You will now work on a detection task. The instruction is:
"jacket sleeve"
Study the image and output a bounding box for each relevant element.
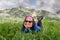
[21,26,29,33]
[24,29,29,33]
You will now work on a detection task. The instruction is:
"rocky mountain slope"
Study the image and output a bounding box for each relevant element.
[0,7,60,19]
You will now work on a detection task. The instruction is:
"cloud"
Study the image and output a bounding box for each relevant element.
[0,0,36,10]
[36,0,55,13]
[0,0,60,13]
[0,0,20,9]
[0,0,31,10]
[36,0,60,13]
[19,0,32,7]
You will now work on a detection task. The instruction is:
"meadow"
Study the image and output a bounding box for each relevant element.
[0,18,60,40]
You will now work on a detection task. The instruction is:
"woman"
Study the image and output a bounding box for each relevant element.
[22,16,43,33]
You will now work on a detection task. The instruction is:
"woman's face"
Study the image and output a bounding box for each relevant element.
[24,21,33,28]
[24,16,33,28]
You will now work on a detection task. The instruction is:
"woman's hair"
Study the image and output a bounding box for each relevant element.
[22,16,35,31]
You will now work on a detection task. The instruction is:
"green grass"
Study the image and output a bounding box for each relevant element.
[0,18,60,40]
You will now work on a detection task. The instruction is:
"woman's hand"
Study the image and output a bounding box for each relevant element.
[24,22,32,29]
[24,22,28,28]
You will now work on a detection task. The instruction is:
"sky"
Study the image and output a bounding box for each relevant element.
[28,0,36,5]
[0,0,60,13]
[0,0,36,9]
[0,0,19,9]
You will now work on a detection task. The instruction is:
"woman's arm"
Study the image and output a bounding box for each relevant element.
[21,26,29,33]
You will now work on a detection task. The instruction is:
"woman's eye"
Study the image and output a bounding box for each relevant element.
[25,24,26,25]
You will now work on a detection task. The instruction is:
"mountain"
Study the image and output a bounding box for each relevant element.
[0,7,60,19]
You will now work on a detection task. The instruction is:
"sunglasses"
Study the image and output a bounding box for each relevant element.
[25,20,33,23]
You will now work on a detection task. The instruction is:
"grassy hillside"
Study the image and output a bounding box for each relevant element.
[0,18,60,40]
